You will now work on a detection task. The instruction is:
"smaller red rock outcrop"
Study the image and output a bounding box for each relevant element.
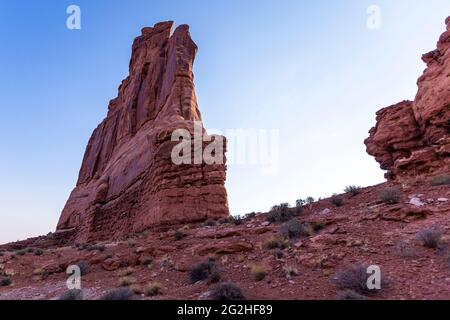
[365,17,450,181]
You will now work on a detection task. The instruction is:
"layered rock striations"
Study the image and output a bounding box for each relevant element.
[58,22,229,242]
[365,17,450,181]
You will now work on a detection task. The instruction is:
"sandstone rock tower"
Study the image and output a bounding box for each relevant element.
[58,22,229,242]
[365,17,450,182]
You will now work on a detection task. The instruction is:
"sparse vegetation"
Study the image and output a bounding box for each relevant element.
[430,175,450,186]
[344,185,362,196]
[100,288,134,300]
[34,248,44,256]
[203,219,217,227]
[416,228,443,249]
[273,249,284,260]
[0,277,12,287]
[218,217,231,225]
[332,264,384,294]
[336,290,367,300]
[306,197,315,205]
[58,289,83,300]
[296,199,305,208]
[76,261,90,276]
[283,265,299,278]
[145,282,163,297]
[174,230,185,241]
[266,203,297,223]
[266,236,289,250]
[379,187,401,204]
[119,276,137,287]
[232,216,243,226]
[189,259,220,284]
[15,249,27,256]
[210,282,245,300]
[280,220,314,239]
[119,267,134,277]
[250,264,268,282]
[330,194,344,207]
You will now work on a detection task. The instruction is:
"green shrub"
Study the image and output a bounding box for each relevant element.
[330,194,344,207]
[0,277,12,287]
[174,230,185,241]
[265,236,289,250]
[336,290,367,300]
[189,260,219,284]
[76,261,90,276]
[250,265,268,282]
[344,186,362,196]
[416,228,443,249]
[145,282,163,297]
[280,220,314,239]
[58,289,83,300]
[430,175,450,186]
[266,203,296,223]
[210,282,245,300]
[332,264,385,294]
[100,288,134,300]
[203,219,217,227]
[34,248,44,256]
[379,187,401,204]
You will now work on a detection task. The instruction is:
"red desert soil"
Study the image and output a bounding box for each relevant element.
[1,181,449,300]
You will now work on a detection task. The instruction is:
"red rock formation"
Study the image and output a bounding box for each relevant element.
[57,21,229,242]
[365,17,450,181]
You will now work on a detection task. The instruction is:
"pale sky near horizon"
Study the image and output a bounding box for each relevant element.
[0,0,449,244]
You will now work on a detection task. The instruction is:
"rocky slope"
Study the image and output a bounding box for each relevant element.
[1,18,449,300]
[58,21,229,243]
[365,17,450,182]
[0,182,449,300]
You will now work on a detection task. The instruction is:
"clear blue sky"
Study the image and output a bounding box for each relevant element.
[0,0,448,243]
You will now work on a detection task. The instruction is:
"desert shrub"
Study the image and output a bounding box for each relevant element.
[34,248,44,256]
[119,276,136,287]
[296,199,305,208]
[0,277,12,287]
[100,288,134,300]
[344,186,362,196]
[336,290,367,300]
[332,264,384,294]
[0,252,4,257]
[273,249,284,260]
[309,221,326,232]
[245,212,256,219]
[416,228,443,249]
[250,265,268,282]
[210,282,245,300]
[306,197,315,205]
[189,260,219,284]
[119,267,134,277]
[15,249,27,256]
[218,217,231,225]
[203,219,217,227]
[330,194,344,207]
[266,236,289,250]
[130,285,142,295]
[145,282,163,297]
[283,265,299,278]
[394,242,418,258]
[430,175,450,186]
[127,239,136,248]
[379,187,401,204]
[76,261,90,276]
[174,230,185,241]
[26,247,35,253]
[280,220,314,239]
[266,203,296,223]
[58,289,83,300]
[232,216,243,226]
